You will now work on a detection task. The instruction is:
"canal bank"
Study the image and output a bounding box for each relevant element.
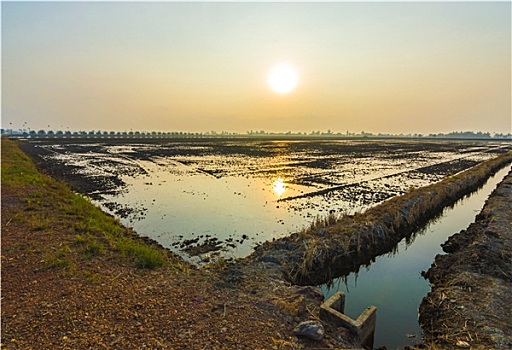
[419,169,512,349]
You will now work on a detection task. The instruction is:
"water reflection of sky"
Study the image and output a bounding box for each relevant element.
[102,160,313,262]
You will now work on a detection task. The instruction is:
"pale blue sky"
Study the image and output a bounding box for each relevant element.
[2,2,511,134]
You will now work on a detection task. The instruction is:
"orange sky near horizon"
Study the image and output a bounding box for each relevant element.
[2,2,511,135]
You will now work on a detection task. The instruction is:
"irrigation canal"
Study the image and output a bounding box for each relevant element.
[320,164,512,350]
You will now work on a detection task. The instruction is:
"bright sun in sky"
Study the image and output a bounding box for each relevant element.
[267,63,298,94]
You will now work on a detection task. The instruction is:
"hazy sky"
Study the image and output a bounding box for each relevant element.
[2,2,511,134]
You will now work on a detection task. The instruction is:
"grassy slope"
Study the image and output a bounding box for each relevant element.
[1,137,179,272]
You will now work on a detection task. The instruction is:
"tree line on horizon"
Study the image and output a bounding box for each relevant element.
[2,128,511,140]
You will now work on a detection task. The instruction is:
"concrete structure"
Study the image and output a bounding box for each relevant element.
[320,291,377,349]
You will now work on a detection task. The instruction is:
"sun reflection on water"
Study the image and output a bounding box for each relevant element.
[272,177,286,197]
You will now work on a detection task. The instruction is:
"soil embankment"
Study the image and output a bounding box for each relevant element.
[419,170,512,349]
[248,151,512,286]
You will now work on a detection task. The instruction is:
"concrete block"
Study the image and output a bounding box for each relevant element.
[320,291,376,349]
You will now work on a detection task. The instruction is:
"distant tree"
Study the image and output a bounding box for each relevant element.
[494,133,509,139]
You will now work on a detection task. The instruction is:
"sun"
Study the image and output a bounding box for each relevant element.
[267,63,298,94]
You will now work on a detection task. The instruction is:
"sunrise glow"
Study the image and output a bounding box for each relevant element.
[267,63,298,94]
[2,2,510,135]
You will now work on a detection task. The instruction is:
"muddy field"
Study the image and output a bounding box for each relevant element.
[20,138,511,262]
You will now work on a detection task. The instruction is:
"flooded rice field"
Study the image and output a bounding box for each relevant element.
[28,138,511,263]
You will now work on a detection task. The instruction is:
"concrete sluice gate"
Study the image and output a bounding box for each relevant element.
[320,291,377,349]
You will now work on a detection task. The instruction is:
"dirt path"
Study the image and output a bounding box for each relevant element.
[419,170,512,349]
